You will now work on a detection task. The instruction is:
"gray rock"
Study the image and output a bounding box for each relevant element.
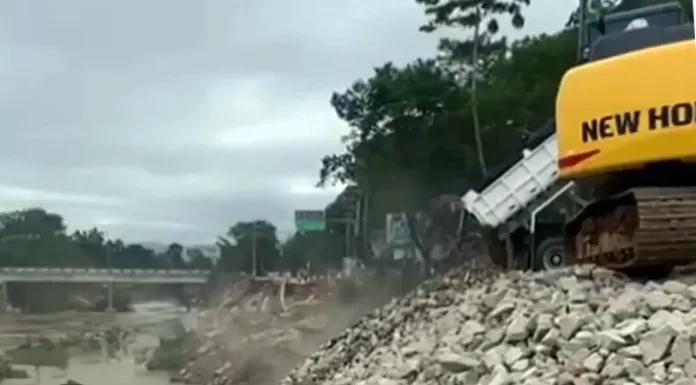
[503,346,526,366]
[684,359,696,377]
[639,326,677,364]
[505,314,530,342]
[624,357,648,378]
[557,313,583,340]
[463,320,486,335]
[597,330,627,351]
[644,291,672,310]
[672,379,696,385]
[662,280,689,296]
[484,328,504,348]
[582,352,604,373]
[540,328,560,347]
[281,264,696,385]
[489,303,515,319]
[671,334,691,366]
[510,359,529,372]
[485,366,510,385]
[601,354,625,378]
[616,319,648,338]
[436,351,481,372]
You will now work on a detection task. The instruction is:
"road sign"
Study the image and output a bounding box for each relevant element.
[386,212,411,247]
[294,210,326,232]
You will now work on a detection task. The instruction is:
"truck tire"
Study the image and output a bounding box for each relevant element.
[534,236,566,270]
[482,229,508,268]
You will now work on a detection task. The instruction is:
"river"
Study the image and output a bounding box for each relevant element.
[0,301,196,385]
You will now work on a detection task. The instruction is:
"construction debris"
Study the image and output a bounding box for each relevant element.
[281,263,696,385]
[173,272,400,385]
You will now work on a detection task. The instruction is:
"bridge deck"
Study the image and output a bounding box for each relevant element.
[0,267,212,283]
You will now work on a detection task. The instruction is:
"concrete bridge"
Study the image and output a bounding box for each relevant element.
[0,267,213,312]
[0,267,212,283]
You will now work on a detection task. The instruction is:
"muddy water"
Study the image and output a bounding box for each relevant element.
[0,301,196,385]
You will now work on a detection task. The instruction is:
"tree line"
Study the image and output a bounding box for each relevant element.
[0,208,214,270]
[0,207,351,276]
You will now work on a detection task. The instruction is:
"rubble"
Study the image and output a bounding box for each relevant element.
[170,272,401,385]
[281,263,696,385]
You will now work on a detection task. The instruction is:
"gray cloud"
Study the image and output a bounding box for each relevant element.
[0,0,572,244]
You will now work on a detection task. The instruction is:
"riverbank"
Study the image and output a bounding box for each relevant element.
[146,272,412,385]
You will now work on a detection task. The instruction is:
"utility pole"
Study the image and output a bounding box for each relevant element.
[344,220,351,260]
[107,243,112,270]
[577,0,588,61]
[362,187,370,259]
[105,234,115,312]
[251,222,258,277]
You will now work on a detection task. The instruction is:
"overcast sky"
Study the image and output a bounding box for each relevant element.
[0,0,575,244]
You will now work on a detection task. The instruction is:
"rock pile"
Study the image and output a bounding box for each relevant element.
[283,263,696,385]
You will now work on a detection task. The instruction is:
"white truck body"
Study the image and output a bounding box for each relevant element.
[462,134,562,229]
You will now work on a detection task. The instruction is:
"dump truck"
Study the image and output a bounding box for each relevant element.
[462,1,694,273]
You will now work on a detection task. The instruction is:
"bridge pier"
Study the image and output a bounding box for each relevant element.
[0,281,8,313]
[106,282,115,312]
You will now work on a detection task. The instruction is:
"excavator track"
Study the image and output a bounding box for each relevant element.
[565,186,696,270]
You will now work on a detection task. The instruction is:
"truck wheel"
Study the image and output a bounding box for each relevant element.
[535,237,565,270]
[483,230,508,268]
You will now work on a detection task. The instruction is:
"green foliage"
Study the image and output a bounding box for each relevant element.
[320,60,471,206]
[316,0,580,261]
[0,208,215,270]
[418,0,530,61]
[319,32,576,209]
[217,220,282,274]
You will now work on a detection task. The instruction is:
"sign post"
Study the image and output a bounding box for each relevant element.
[294,210,326,232]
[385,212,411,247]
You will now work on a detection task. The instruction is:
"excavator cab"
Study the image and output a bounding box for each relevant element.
[555,1,696,273]
[580,1,688,61]
[557,0,694,181]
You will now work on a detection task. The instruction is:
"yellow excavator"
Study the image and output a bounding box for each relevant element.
[558,0,696,273]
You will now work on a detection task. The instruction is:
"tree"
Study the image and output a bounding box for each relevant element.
[117,243,159,269]
[217,220,281,275]
[186,248,214,269]
[417,0,531,176]
[318,60,473,269]
[320,60,473,214]
[0,209,90,267]
[164,243,186,269]
[71,228,107,266]
[281,232,329,272]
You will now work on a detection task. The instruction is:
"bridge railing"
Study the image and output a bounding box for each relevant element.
[0,267,212,275]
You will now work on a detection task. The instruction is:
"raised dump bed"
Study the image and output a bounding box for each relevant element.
[462,122,561,229]
[460,120,579,270]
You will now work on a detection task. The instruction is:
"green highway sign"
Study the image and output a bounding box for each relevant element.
[294,210,326,232]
